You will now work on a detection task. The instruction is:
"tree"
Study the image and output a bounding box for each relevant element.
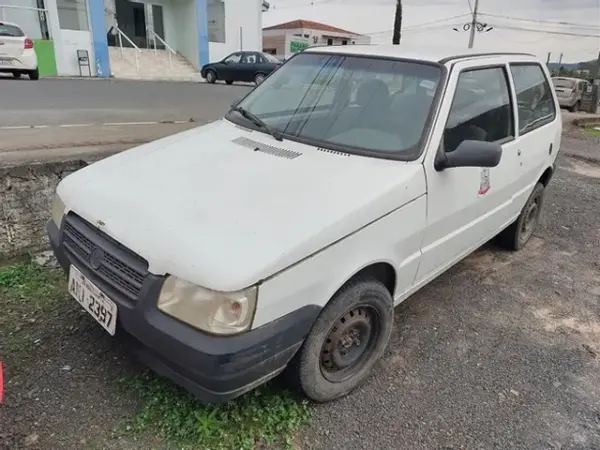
[392,0,402,45]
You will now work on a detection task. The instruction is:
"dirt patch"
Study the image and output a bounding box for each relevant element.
[564,158,600,178]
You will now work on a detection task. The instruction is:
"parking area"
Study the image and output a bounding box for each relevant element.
[1,76,599,449]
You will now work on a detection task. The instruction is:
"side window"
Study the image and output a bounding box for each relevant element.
[224,53,242,64]
[510,64,556,135]
[444,67,513,153]
[243,53,257,64]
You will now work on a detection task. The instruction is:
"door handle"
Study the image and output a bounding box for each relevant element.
[517,149,522,156]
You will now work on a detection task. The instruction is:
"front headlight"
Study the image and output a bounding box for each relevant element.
[51,193,66,228]
[157,276,257,335]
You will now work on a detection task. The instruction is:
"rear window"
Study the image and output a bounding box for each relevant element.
[552,78,575,89]
[0,23,24,37]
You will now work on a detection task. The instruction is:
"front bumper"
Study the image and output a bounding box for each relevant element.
[48,217,320,403]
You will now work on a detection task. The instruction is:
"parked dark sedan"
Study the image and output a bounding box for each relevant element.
[201,51,281,85]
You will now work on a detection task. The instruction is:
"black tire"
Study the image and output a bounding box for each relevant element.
[12,71,21,79]
[570,101,580,113]
[254,73,266,85]
[205,70,216,84]
[226,80,233,85]
[28,69,39,80]
[497,182,545,251]
[287,277,394,403]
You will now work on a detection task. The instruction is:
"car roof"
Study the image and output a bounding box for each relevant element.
[552,76,586,81]
[304,44,537,64]
[0,21,23,29]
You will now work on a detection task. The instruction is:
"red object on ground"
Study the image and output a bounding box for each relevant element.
[0,361,3,404]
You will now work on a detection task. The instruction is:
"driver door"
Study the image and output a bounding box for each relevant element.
[415,58,522,283]
[220,52,243,81]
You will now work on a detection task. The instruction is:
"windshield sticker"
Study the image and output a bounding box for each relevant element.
[419,80,436,90]
[478,168,491,195]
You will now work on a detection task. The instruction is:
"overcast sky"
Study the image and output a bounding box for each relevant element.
[263,0,600,63]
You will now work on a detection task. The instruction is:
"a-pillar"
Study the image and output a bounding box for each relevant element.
[88,0,110,77]
[196,0,209,67]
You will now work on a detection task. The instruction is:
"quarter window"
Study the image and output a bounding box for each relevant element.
[444,67,513,153]
[510,64,556,135]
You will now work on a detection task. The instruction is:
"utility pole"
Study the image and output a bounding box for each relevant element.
[468,0,480,49]
[546,52,551,64]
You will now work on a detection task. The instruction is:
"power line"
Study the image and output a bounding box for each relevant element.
[492,24,600,38]
[479,13,600,30]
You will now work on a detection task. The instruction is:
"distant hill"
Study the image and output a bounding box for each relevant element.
[547,59,597,73]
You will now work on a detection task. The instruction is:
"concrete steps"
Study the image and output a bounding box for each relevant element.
[108,47,204,82]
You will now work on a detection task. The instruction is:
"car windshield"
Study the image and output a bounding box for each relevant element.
[262,53,280,63]
[228,52,443,159]
[0,24,24,37]
[552,78,575,89]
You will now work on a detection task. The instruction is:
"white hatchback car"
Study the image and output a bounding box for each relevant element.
[0,21,39,80]
[48,46,561,404]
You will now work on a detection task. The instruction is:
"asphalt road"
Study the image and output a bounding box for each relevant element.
[0,77,251,127]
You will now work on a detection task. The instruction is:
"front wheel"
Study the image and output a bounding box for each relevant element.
[497,182,545,250]
[287,278,394,403]
[12,71,21,79]
[28,69,39,80]
[205,70,216,84]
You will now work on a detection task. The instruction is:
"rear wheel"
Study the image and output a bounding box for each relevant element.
[570,101,581,113]
[287,277,394,403]
[254,73,265,85]
[226,80,233,85]
[12,71,21,79]
[497,182,545,251]
[28,69,39,80]
[205,70,216,84]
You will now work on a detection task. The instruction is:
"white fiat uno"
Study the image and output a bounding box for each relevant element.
[48,46,561,403]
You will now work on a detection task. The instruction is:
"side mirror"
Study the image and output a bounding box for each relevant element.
[435,140,502,171]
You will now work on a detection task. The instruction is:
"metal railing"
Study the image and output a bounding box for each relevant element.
[148,29,176,71]
[113,25,141,74]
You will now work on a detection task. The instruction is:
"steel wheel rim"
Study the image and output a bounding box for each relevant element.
[520,195,540,242]
[320,305,381,383]
[256,75,265,84]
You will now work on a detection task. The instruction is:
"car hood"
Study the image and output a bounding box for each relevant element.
[58,119,425,292]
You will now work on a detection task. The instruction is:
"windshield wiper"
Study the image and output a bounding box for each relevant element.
[231,106,283,141]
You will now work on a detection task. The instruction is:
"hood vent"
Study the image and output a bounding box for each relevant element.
[232,136,302,160]
[317,147,350,157]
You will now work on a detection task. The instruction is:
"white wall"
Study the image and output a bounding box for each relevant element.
[58,29,95,75]
[0,0,44,39]
[209,0,262,63]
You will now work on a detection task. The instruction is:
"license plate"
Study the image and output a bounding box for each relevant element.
[68,265,118,335]
[0,58,13,65]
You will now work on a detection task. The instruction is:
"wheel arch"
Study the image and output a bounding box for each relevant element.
[331,261,397,300]
[538,166,554,186]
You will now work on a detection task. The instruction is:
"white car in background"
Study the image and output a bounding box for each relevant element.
[0,21,39,80]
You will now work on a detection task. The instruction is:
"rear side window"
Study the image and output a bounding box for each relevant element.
[0,24,24,37]
[444,67,514,153]
[510,64,556,135]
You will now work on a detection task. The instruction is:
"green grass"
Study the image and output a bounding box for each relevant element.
[120,372,312,450]
[584,127,600,138]
[0,261,67,354]
[0,261,66,329]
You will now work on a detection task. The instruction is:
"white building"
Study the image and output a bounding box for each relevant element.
[0,0,265,78]
[263,19,370,61]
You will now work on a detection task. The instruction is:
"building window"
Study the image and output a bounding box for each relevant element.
[207,0,225,43]
[342,40,348,45]
[57,0,89,31]
[327,38,333,46]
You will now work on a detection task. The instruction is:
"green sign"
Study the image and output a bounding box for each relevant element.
[289,40,309,53]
